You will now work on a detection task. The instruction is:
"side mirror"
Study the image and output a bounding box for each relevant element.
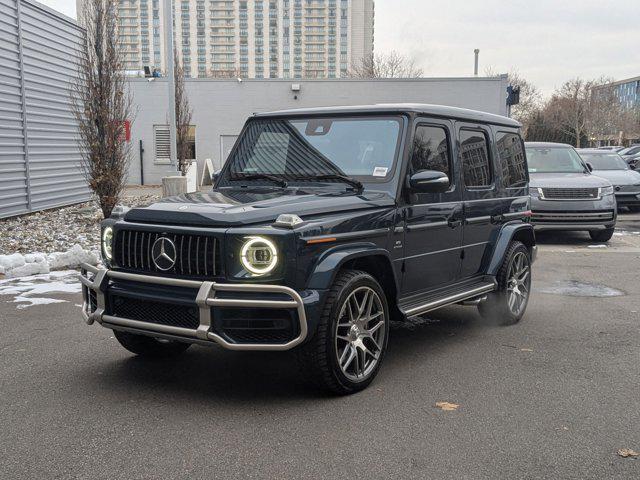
[410,170,450,193]
[586,163,593,173]
[211,170,221,184]
[630,164,637,170]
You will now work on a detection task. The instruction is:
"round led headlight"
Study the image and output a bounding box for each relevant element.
[102,226,114,260]
[240,236,278,275]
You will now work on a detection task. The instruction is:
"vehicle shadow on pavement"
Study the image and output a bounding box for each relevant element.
[75,308,487,402]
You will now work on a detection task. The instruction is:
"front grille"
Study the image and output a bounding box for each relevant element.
[531,210,614,223]
[114,230,220,278]
[541,188,599,199]
[110,295,199,330]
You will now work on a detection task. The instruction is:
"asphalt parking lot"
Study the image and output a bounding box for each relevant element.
[1,214,640,479]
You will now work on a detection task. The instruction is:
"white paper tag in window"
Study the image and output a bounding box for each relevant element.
[372,167,388,177]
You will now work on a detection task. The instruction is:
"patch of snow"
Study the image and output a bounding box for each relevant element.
[587,244,608,249]
[0,270,81,309]
[14,297,67,309]
[0,246,97,278]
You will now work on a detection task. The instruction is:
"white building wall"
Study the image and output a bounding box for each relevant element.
[126,75,509,185]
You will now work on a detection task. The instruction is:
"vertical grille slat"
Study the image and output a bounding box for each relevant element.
[196,237,201,276]
[204,237,209,277]
[114,229,221,279]
[187,236,192,275]
[213,237,217,276]
[133,232,138,269]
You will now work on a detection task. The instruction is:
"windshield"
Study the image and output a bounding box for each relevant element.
[620,146,640,156]
[525,146,587,174]
[220,116,402,187]
[578,152,628,170]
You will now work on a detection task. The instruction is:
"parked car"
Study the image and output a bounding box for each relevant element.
[578,149,640,212]
[619,145,640,159]
[597,146,625,152]
[81,104,536,394]
[525,142,617,242]
[624,153,640,170]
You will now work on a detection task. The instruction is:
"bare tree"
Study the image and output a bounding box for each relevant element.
[174,51,193,175]
[588,79,639,146]
[350,51,424,78]
[541,77,640,147]
[72,0,133,219]
[545,78,592,148]
[485,68,543,136]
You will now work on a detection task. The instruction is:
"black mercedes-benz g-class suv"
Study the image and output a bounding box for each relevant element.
[80,104,536,394]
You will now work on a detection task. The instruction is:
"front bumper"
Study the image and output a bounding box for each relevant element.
[79,263,311,351]
[530,195,617,231]
[614,192,640,207]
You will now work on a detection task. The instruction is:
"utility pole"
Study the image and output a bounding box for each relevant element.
[163,0,177,172]
[474,49,480,76]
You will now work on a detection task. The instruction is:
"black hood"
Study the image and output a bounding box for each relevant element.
[124,188,395,227]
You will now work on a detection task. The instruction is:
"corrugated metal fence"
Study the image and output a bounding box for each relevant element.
[0,0,89,219]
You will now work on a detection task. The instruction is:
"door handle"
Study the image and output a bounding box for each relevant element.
[491,214,504,224]
[448,218,462,228]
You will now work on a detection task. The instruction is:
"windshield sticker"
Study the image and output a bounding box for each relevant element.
[373,167,389,177]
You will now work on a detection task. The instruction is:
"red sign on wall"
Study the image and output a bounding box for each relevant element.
[116,120,131,142]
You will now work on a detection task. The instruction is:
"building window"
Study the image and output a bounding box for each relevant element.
[154,125,171,164]
[154,125,196,163]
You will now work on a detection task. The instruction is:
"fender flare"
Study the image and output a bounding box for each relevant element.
[486,222,536,276]
[306,243,398,291]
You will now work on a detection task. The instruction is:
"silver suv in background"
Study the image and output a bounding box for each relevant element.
[577,149,640,213]
[525,142,617,242]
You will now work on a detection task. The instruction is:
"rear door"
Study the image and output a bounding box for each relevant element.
[401,119,463,295]
[457,124,503,279]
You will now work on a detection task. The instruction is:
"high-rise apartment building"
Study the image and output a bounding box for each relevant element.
[79,0,375,79]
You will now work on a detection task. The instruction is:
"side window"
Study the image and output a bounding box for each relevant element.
[496,132,527,188]
[460,129,492,188]
[410,125,451,186]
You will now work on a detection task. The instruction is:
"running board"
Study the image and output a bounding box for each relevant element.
[399,281,496,318]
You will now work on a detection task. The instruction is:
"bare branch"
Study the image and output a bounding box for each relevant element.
[350,51,423,79]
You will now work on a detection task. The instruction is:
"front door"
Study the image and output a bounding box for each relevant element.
[401,120,463,296]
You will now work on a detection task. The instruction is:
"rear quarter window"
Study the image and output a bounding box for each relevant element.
[496,132,528,188]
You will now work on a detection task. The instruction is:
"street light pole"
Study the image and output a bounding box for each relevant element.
[163,0,177,172]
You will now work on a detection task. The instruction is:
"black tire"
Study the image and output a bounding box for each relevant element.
[589,228,615,242]
[478,241,531,326]
[297,270,390,395]
[113,329,191,357]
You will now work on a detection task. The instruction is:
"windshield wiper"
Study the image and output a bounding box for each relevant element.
[306,174,364,192]
[230,172,288,188]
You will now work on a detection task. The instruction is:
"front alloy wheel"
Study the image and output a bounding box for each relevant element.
[335,286,386,382]
[298,270,390,395]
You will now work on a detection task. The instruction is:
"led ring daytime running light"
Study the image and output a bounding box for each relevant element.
[102,226,114,260]
[240,236,278,275]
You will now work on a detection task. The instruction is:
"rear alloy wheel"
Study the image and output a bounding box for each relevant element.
[297,270,390,395]
[589,228,615,242]
[479,241,531,325]
[113,330,191,357]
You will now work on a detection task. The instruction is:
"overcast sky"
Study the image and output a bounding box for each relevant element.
[40,0,639,96]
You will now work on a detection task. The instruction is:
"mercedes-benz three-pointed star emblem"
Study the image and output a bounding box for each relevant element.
[151,237,177,271]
